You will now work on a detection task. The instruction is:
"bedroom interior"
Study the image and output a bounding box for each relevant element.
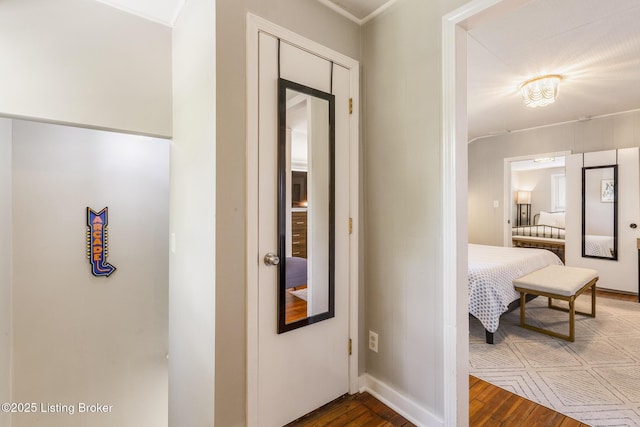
[467,0,640,425]
[7,0,640,426]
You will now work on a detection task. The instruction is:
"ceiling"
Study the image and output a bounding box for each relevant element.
[467,0,640,141]
[94,0,184,26]
[94,0,640,143]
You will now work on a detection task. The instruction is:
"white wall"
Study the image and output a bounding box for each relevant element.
[0,0,172,137]
[11,120,169,427]
[215,1,360,425]
[469,110,640,246]
[362,0,468,422]
[512,167,564,224]
[169,0,217,425]
[0,118,12,427]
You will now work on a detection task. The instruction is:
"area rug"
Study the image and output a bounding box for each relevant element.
[470,295,640,427]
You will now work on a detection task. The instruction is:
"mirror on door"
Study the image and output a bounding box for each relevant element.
[277,78,335,333]
[582,165,617,260]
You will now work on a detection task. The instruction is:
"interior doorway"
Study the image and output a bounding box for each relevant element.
[246,14,360,427]
[503,152,569,246]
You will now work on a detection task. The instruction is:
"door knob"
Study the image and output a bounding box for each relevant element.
[631,223,638,229]
[263,252,280,266]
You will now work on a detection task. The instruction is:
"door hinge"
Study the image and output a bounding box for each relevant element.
[348,338,352,355]
[349,217,353,234]
[349,98,353,115]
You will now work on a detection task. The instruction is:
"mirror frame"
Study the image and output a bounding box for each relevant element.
[581,164,618,260]
[277,78,336,334]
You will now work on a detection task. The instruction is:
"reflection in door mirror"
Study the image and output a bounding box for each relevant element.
[277,78,335,333]
[582,165,617,260]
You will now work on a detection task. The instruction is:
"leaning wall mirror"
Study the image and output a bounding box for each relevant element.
[582,165,617,260]
[277,78,335,333]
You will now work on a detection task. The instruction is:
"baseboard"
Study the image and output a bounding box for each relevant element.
[359,374,444,427]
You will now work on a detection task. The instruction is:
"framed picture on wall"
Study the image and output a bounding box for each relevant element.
[601,179,614,202]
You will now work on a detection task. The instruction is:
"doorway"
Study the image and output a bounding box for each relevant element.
[246,14,360,427]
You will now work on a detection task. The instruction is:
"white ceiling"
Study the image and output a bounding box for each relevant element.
[94,0,184,26]
[467,0,640,141]
[95,0,640,144]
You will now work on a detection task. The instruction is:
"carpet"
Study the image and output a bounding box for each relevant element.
[470,294,640,427]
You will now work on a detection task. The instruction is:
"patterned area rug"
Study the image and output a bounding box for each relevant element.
[470,295,640,427]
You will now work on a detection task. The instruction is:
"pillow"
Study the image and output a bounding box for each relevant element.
[538,211,565,228]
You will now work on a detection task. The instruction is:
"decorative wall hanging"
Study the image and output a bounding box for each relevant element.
[86,207,117,277]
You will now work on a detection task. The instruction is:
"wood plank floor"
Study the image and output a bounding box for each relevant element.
[286,290,636,426]
[592,287,637,302]
[287,378,586,427]
[285,286,308,323]
[284,392,415,426]
[469,376,587,426]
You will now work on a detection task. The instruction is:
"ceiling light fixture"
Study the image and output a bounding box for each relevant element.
[534,157,555,163]
[519,74,562,108]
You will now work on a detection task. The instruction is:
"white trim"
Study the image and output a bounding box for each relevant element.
[251,14,358,70]
[246,14,260,427]
[246,13,360,426]
[503,157,513,246]
[170,0,187,27]
[348,47,361,396]
[359,374,443,427]
[360,0,403,25]
[316,0,363,25]
[442,1,507,426]
[316,0,402,26]
[469,107,640,144]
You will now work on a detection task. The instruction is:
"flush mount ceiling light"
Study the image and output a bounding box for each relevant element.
[534,157,555,163]
[519,74,562,108]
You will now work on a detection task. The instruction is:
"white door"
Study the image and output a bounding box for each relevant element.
[565,148,640,293]
[255,32,352,426]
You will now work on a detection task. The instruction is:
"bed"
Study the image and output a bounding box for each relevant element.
[584,235,615,258]
[469,243,563,343]
[512,211,566,262]
[285,256,307,289]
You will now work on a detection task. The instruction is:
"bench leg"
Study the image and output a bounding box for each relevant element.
[519,291,576,342]
[520,292,526,330]
[569,297,575,342]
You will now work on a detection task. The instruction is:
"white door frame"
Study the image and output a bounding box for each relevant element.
[246,13,360,427]
[442,0,514,424]
[444,0,570,424]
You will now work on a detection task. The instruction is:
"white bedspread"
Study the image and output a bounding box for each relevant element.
[584,235,614,258]
[468,244,563,333]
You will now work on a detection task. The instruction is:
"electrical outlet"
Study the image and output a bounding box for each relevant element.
[368,331,378,353]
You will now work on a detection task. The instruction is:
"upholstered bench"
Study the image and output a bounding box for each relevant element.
[513,265,598,342]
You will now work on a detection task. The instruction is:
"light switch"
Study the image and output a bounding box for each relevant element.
[493,200,500,208]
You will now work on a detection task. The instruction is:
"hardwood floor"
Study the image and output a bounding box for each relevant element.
[285,286,308,323]
[286,378,587,427]
[592,287,637,302]
[469,376,587,426]
[286,290,636,426]
[284,392,415,426]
